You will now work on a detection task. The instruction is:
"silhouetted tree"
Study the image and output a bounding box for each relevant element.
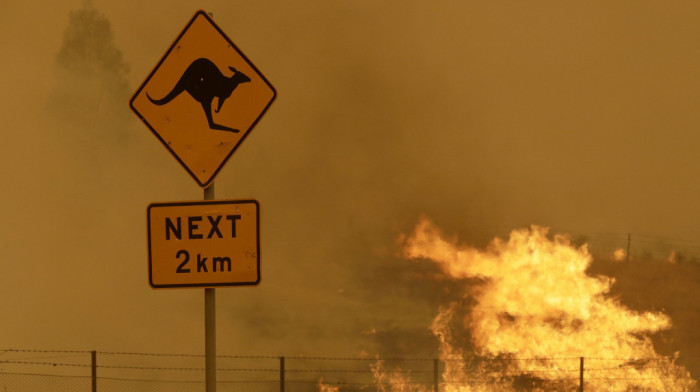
[48,1,130,144]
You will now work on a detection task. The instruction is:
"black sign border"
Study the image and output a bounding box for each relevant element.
[146,199,261,289]
[130,10,277,188]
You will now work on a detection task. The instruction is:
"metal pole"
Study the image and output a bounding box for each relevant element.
[91,350,97,392]
[280,356,285,392]
[433,359,439,392]
[579,357,584,392]
[205,182,216,392]
[205,181,215,200]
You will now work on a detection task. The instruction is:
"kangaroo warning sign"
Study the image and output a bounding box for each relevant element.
[130,11,276,187]
[147,200,260,288]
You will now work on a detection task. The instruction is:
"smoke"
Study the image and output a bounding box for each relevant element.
[0,1,699,386]
[47,2,131,146]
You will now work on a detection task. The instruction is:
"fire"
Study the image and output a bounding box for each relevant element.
[612,247,626,261]
[371,360,426,392]
[398,217,696,391]
[318,379,341,392]
[668,250,678,264]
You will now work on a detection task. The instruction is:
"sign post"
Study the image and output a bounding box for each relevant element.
[205,184,216,392]
[205,285,216,392]
[132,10,275,392]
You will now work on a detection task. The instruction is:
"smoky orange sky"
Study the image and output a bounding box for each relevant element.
[1,0,699,379]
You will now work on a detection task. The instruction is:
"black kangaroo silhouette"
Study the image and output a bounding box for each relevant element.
[147,58,251,133]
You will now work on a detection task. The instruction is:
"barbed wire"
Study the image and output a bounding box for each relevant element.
[1,349,93,355]
[287,356,437,362]
[1,372,693,385]
[3,350,693,363]
[287,369,432,374]
[585,377,698,380]
[1,374,695,385]
[0,360,91,368]
[2,349,696,385]
[1,363,677,373]
[296,380,433,385]
[97,352,440,361]
[442,378,579,383]
[97,351,204,358]
[1,348,696,392]
[0,371,92,380]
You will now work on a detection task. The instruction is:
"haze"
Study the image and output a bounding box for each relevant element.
[1,0,699,382]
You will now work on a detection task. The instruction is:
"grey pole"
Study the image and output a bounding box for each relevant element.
[205,11,216,392]
[205,182,216,392]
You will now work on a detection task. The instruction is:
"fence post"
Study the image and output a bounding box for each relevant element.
[626,234,631,261]
[91,350,97,392]
[280,356,285,392]
[579,357,584,392]
[433,359,439,392]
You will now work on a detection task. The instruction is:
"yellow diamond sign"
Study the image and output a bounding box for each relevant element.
[130,10,276,187]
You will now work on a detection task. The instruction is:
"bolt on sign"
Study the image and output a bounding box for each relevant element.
[147,200,260,288]
[130,10,276,187]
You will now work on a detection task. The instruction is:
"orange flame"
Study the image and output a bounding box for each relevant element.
[318,379,340,392]
[401,217,696,391]
[612,248,626,261]
[371,360,426,392]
